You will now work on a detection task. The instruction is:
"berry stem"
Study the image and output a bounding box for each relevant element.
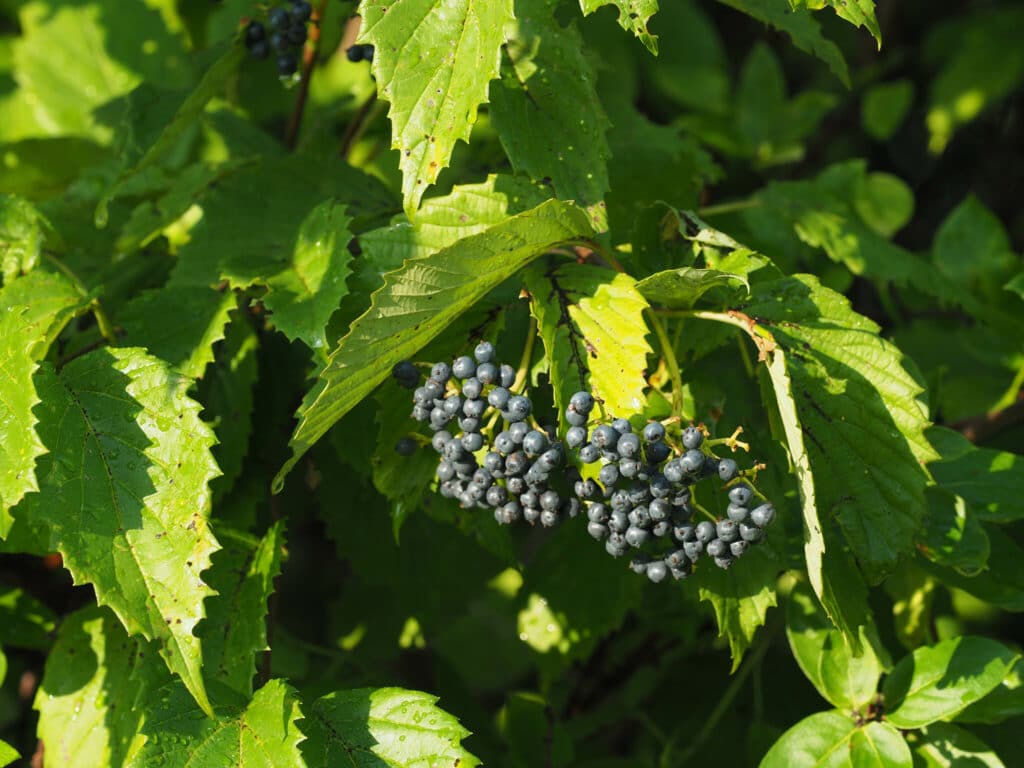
[705,426,750,453]
[42,251,119,347]
[511,316,538,395]
[339,92,382,160]
[696,197,762,218]
[284,0,328,150]
[647,309,684,421]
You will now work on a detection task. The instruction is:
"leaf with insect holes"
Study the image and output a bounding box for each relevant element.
[525,262,651,429]
[579,0,659,54]
[358,0,513,216]
[25,347,221,715]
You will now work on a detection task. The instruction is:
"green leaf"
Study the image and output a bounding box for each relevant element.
[715,0,849,86]
[196,318,260,501]
[490,0,611,215]
[862,80,914,141]
[127,679,306,768]
[579,0,659,54]
[884,636,1019,728]
[118,286,236,379]
[956,659,1024,725]
[789,0,880,47]
[636,265,750,309]
[263,201,355,349]
[359,0,513,216]
[0,270,88,536]
[760,710,912,768]
[744,275,936,577]
[526,263,652,426]
[761,326,873,652]
[1006,272,1024,299]
[933,196,1017,286]
[925,6,1024,153]
[371,387,437,523]
[199,522,284,700]
[0,741,16,767]
[785,578,887,710]
[301,687,480,767]
[917,488,990,575]
[920,528,1024,613]
[852,172,914,238]
[96,42,246,223]
[27,348,221,716]
[12,0,192,142]
[0,584,56,650]
[696,545,779,670]
[911,723,1006,767]
[275,200,594,491]
[35,606,165,768]
[360,175,551,274]
[926,427,1024,524]
[1,194,46,282]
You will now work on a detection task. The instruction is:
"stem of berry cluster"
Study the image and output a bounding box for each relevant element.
[511,317,538,395]
[284,0,328,150]
[646,310,684,421]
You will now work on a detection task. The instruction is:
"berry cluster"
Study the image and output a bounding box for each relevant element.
[567,408,775,582]
[244,1,313,76]
[394,345,777,584]
[394,344,580,527]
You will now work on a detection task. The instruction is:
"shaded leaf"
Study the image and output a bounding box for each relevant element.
[579,0,658,53]
[862,80,914,141]
[0,584,56,650]
[933,196,1017,286]
[27,348,221,715]
[789,0,880,46]
[917,488,990,575]
[926,427,1024,524]
[696,545,779,670]
[359,0,513,216]
[956,659,1024,725]
[199,522,285,700]
[919,528,1024,613]
[490,0,611,215]
[275,200,594,491]
[0,270,88,536]
[301,687,479,767]
[118,286,236,379]
[884,636,1019,729]
[912,723,1006,767]
[1,194,45,282]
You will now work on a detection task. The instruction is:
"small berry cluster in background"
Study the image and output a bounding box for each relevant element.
[346,44,375,63]
[393,345,778,584]
[244,1,313,76]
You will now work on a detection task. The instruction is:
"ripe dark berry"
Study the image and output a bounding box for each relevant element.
[598,463,620,486]
[588,521,609,540]
[591,425,619,449]
[695,521,716,543]
[537,448,563,471]
[726,504,748,523]
[608,510,629,533]
[680,449,704,474]
[718,458,738,482]
[587,503,609,523]
[287,22,307,45]
[461,432,484,452]
[483,452,503,473]
[649,499,671,521]
[707,539,728,558]
[716,519,739,543]
[277,52,299,75]
[290,1,313,21]
[507,476,526,494]
[270,31,289,51]
[739,522,764,542]
[505,452,528,475]
[647,561,668,583]
[486,485,508,507]
[617,433,641,458]
[499,364,516,388]
[645,441,671,464]
[430,362,451,382]
[683,540,703,561]
[245,21,266,44]
[605,533,628,557]
[411,405,430,422]
[629,556,651,575]
[663,460,685,483]
[579,444,600,463]
[730,540,749,557]
[566,426,587,448]
[461,377,482,400]
[452,356,476,379]
[436,460,455,482]
[346,45,364,62]
[665,549,688,570]
[476,362,497,384]
[540,490,560,511]
[565,409,588,427]
[625,526,650,548]
[473,341,495,363]
[509,422,530,443]
[612,418,632,434]
[269,6,290,29]
[506,395,532,421]
[750,503,776,528]
[393,360,419,388]
[523,506,541,525]
[713,555,734,570]
[540,509,559,527]
[642,422,665,443]
[500,501,522,524]
[682,426,703,449]
[361,44,375,61]
[569,391,594,413]
[728,484,754,506]
[249,40,270,59]
[431,431,451,453]
[522,431,548,457]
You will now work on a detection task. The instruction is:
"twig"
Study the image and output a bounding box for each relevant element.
[284,0,329,150]
[260,493,283,686]
[673,622,776,766]
[339,93,381,159]
[950,394,1024,443]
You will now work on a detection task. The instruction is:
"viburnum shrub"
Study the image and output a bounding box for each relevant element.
[0,0,1022,766]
